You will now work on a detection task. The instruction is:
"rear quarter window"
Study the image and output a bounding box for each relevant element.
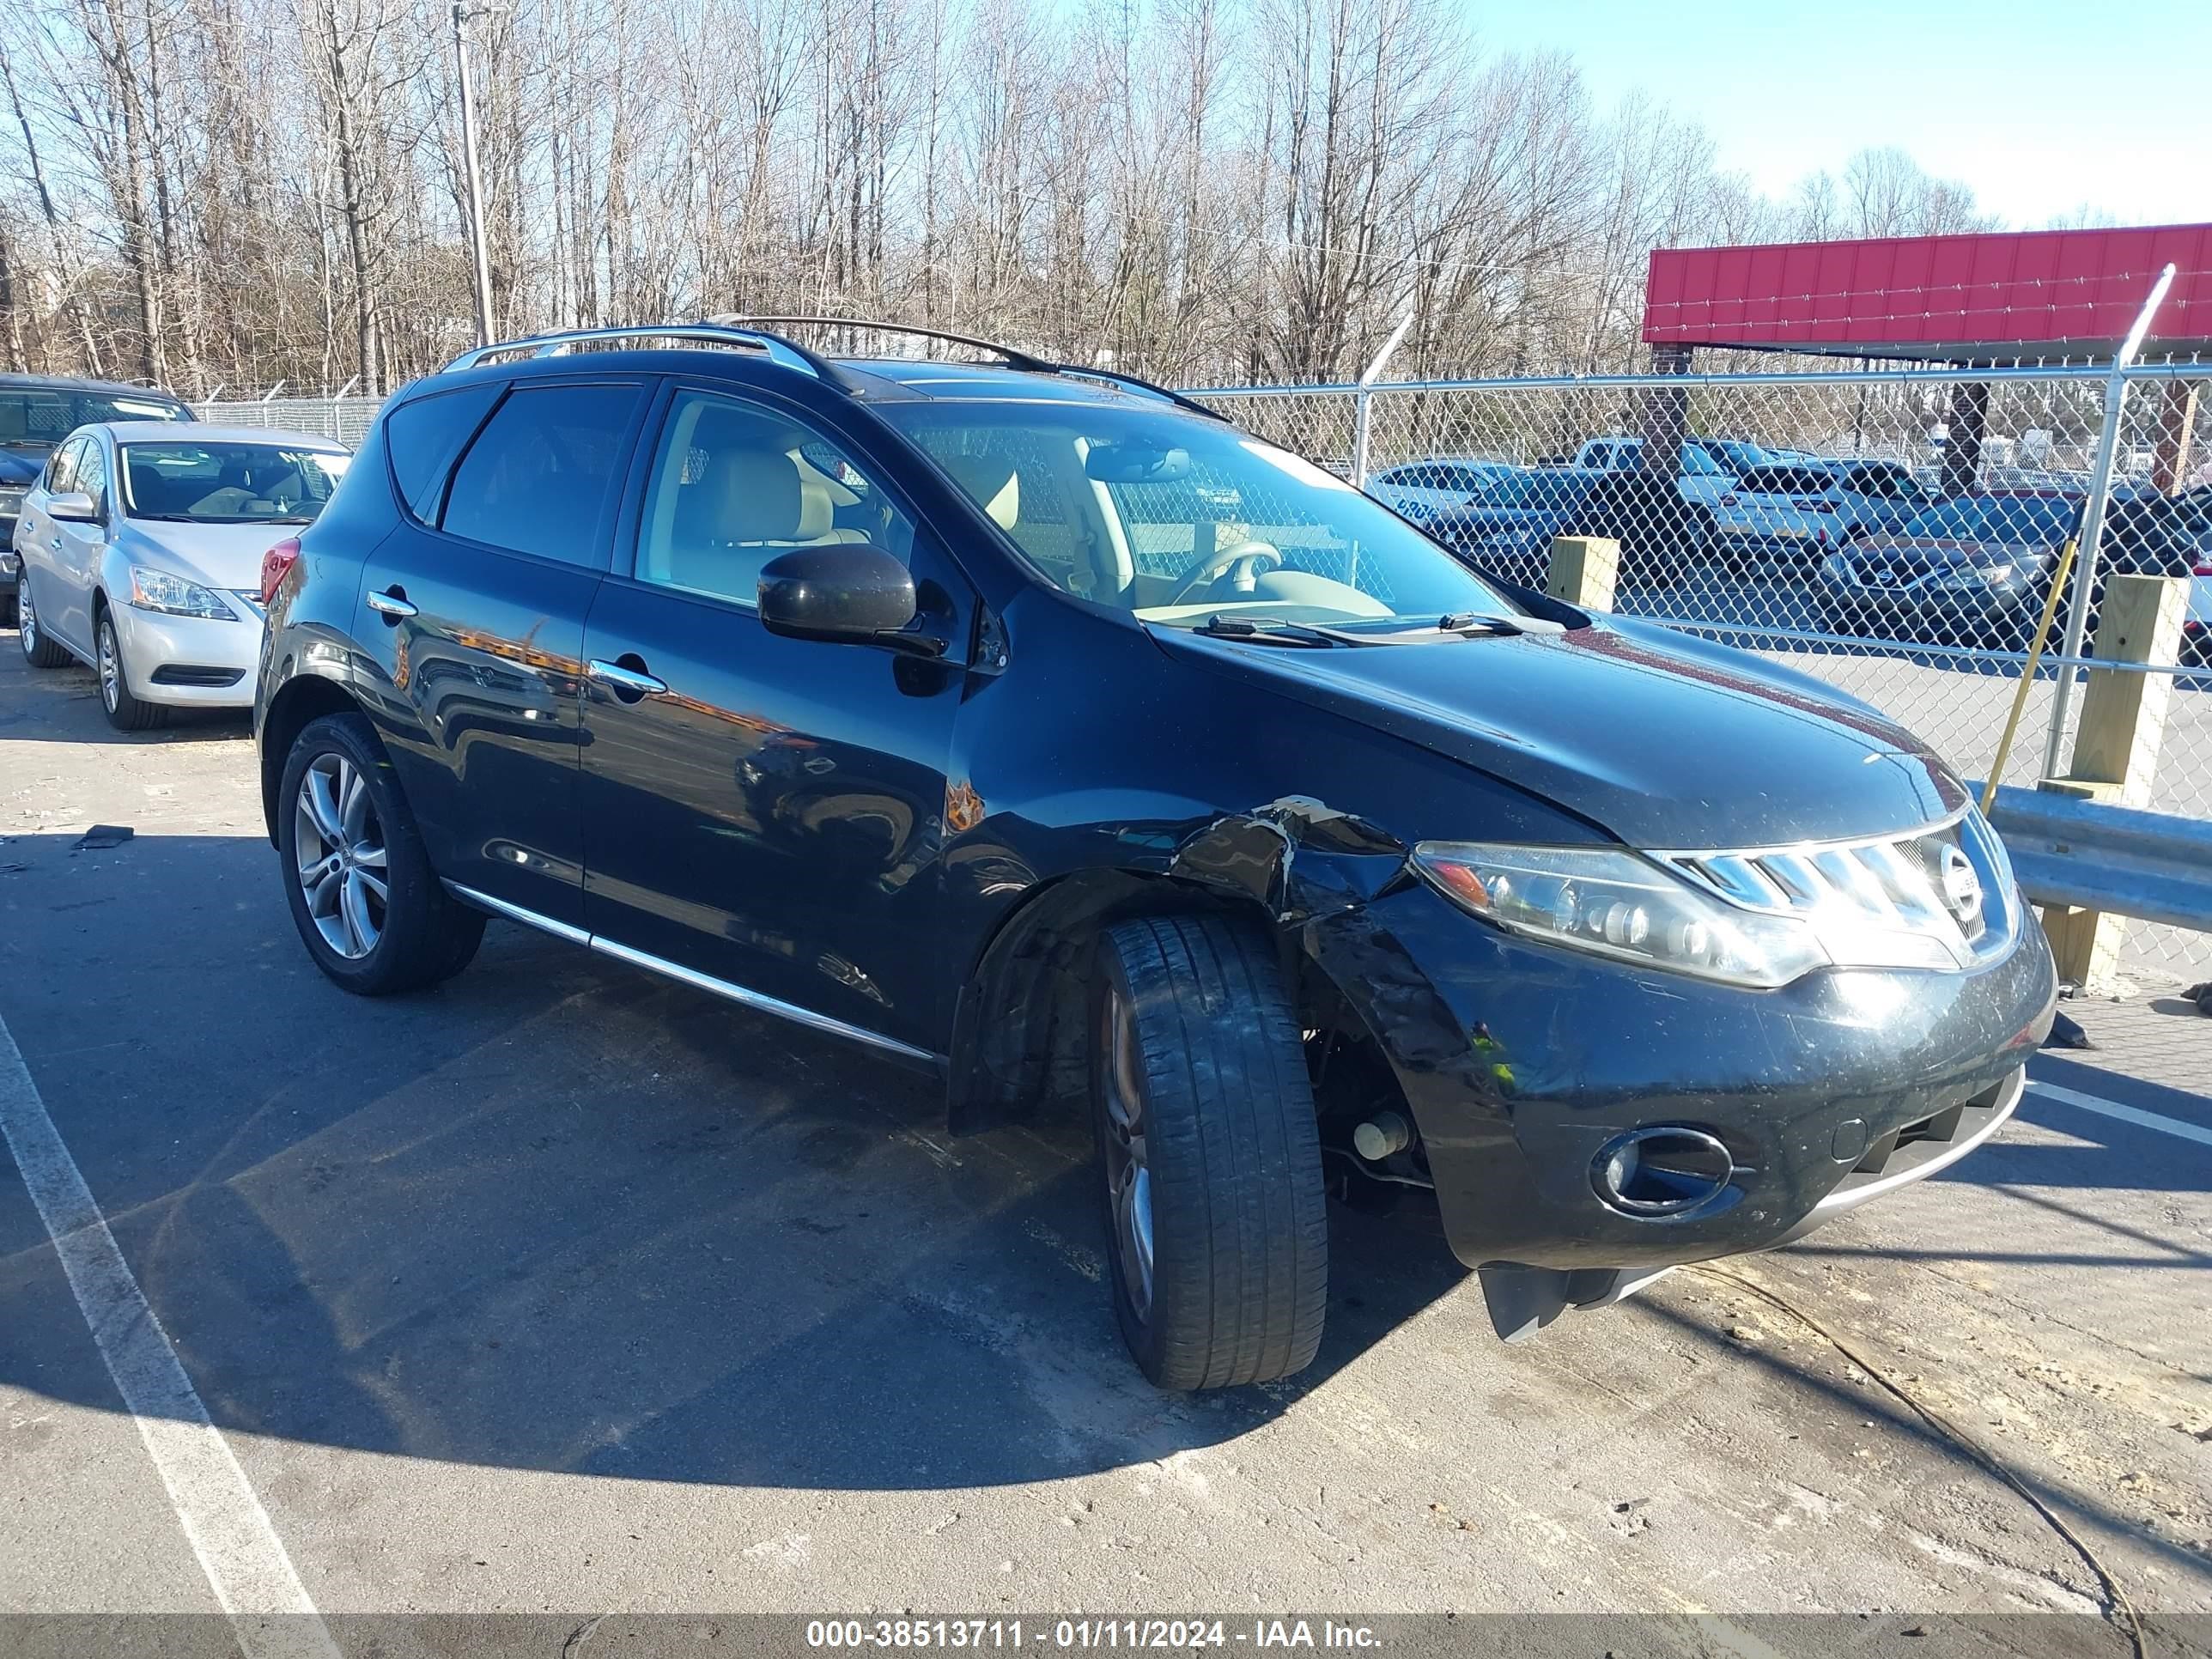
[384,383,502,521]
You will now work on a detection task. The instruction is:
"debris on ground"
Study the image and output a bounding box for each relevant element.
[2045,1010,2094,1048]
[73,823,135,850]
[2181,981,2212,1017]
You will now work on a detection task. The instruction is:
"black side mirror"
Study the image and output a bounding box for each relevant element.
[757,544,936,654]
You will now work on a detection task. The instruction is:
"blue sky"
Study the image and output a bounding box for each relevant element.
[1471,0,2212,230]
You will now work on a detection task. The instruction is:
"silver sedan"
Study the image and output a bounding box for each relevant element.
[11,422,352,729]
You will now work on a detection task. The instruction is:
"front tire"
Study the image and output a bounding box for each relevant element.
[18,574,71,668]
[1091,915,1328,1390]
[96,608,172,731]
[277,711,485,995]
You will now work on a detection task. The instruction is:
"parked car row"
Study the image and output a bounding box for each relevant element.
[1368,439,2212,660]
[8,371,351,727]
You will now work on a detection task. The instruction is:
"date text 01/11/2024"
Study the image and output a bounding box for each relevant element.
[804,1619,1383,1649]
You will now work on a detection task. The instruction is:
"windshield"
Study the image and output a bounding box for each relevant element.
[119,441,351,524]
[0,388,189,450]
[887,402,1517,629]
[1898,496,2076,543]
[1474,471,1591,510]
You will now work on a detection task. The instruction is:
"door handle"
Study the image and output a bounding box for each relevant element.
[366,586,417,621]
[586,657,667,699]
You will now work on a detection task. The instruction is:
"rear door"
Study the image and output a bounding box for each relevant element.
[576,378,973,1054]
[353,374,651,931]
[15,437,82,637]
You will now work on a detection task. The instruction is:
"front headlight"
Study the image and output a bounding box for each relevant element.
[1931,563,2021,591]
[127,566,237,620]
[1412,842,1832,988]
[0,486,26,517]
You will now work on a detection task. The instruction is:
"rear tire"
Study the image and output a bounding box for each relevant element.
[18,574,70,668]
[1090,914,1328,1390]
[96,607,173,732]
[277,711,485,995]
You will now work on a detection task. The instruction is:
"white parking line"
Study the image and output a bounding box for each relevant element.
[2027,1079,2212,1149]
[0,1012,338,1659]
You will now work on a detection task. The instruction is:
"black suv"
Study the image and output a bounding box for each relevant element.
[254,322,2056,1389]
[2,373,194,621]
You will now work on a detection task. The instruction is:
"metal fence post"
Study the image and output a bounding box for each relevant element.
[1348,313,1414,488]
[2039,264,2177,780]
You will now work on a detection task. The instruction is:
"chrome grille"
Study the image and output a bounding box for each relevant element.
[1656,809,2014,971]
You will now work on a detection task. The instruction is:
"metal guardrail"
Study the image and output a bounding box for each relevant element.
[1980,784,2212,934]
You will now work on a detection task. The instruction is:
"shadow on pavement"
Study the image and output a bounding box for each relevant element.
[0,830,1470,1492]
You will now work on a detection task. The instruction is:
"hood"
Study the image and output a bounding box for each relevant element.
[1155,617,1966,848]
[1848,534,2053,569]
[0,449,45,486]
[116,518,296,590]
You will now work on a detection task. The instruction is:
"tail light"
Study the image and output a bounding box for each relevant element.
[259,537,301,605]
[2194,561,2212,577]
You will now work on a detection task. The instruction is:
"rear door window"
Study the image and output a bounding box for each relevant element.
[439,382,645,568]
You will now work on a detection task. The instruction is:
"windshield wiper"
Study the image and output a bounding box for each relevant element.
[1192,615,1352,647]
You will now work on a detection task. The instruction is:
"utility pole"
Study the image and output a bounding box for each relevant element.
[452,2,495,347]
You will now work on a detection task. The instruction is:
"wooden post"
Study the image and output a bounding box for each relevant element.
[1547,535,1620,611]
[2037,572,2191,991]
[2149,379,2199,495]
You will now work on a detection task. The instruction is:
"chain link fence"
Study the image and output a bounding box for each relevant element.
[197,395,380,447]
[1195,362,2212,981]
[202,360,2212,980]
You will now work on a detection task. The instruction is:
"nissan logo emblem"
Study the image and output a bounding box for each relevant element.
[1938,845,1983,927]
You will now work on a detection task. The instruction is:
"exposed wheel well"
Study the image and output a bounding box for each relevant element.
[944,869,1419,1158]
[258,677,363,844]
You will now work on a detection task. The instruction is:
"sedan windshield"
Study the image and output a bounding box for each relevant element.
[888,401,1517,628]
[1899,496,2077,544]
[120,441,350,524]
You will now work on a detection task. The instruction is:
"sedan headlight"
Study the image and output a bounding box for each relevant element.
[127,566,237,620]
[1413,842,1831,988]
[0,485,27,517]
[1930,563,2022,591]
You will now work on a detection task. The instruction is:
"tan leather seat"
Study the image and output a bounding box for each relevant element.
[944,452,1020,531]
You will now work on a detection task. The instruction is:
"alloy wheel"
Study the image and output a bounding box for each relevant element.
[18,584,35,656]
[1100,985,1155,1323]
[97,618,121,712]
[295,753,388,960]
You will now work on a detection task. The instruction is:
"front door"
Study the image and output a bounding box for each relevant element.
[50,435,112,653]
[578,381,972,1056]
[353,375,651,931]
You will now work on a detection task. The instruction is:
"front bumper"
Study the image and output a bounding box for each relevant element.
[110,600,263,708]
[1304,877,2056,1282]
[1818,576,2027,635]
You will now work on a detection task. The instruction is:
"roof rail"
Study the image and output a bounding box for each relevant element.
[730,315,1226,418]
[729,316,1059,374]
[439,323,836,380]
[1054,366,1224,421]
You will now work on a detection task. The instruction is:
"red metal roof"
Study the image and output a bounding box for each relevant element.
[1644,223,2212,361]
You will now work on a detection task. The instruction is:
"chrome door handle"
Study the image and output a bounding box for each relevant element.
[366,588,417,619]
[586,658,667,696]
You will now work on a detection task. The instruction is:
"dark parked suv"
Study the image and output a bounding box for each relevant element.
[3,372,193,621]
[254,322,2057,1389]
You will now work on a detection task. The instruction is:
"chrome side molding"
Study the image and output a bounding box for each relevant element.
[444,882,939,1066]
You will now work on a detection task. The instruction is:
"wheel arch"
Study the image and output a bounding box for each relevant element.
[944,866,1290,1135]
[259,675,366,845]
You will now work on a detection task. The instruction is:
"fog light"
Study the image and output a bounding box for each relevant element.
[1592,1127,1735,1216]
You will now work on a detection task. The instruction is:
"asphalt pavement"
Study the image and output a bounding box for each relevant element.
[1,622,2209,1656]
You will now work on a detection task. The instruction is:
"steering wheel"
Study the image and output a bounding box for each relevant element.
[1165,539,1284,605]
